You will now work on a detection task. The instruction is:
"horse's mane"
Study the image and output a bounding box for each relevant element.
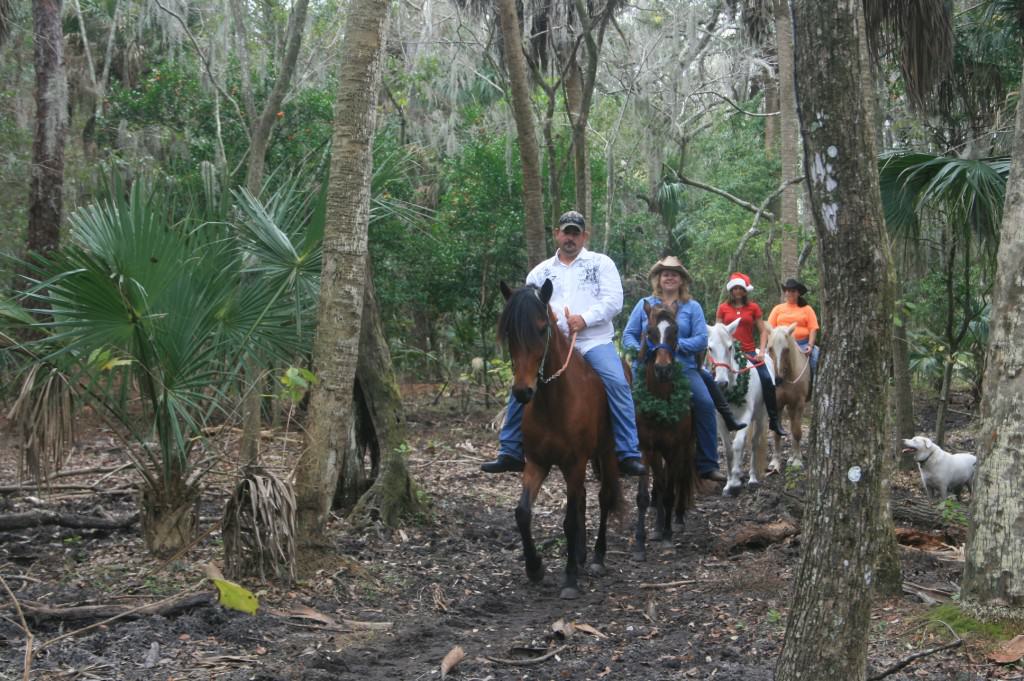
[498,285,549,353]
[769,325,806,381]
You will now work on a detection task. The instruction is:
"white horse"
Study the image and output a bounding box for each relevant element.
[706,320,770,496]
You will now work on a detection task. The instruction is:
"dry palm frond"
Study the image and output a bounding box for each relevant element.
[7,363,76,483]
[865,0,954,113]
[223,467,297,583]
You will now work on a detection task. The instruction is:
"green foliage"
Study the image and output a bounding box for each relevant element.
[928,603,1016,641]
[721,341,752,406]
[940,498,968,526]
[279,366,317,404]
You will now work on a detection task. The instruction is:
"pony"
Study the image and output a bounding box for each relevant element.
[706,320,769,496]
[632,301,696,561]
[765,323,812,469]
[497,280,622,600]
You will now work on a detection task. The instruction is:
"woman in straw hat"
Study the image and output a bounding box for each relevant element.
[623,256,745,483]
[716,272,787,436]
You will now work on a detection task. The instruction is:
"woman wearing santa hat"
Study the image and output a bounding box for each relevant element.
[716,272,788,437]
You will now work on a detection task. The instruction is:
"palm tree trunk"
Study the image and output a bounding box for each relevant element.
[496,0,546,268]
[777,3,895,679]
[27,0,67,256]
[294,0,389,541]
[963,58,1024,621]
[774,0,799,282]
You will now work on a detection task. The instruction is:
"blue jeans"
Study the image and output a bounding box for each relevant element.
[796,339,819,375]
[692,368,720,475]
[499,342,642,462]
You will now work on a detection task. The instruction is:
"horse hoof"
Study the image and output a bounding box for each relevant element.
[650,529,663,542]
[560,587,580,600]
[747,480,761,492]
[660,539,674,550]
[723,484,742,497]
[526,562,545,583]
[588,562,606,577]
[632,550,646,562]
[674,512,685,525]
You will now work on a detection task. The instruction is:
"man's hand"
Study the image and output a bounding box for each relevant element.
[564,307,588,334]
[803,346,813,355]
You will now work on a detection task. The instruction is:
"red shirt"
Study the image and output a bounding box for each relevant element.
[716,301,763,352]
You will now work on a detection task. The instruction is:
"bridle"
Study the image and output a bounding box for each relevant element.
[536,322,577,384]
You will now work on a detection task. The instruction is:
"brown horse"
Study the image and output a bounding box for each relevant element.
[632,301,696,561]
[765,323,812,469]
[498,280,622,600]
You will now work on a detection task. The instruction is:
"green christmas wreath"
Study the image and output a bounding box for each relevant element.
[722,341,751,406]
[632,362,692,425]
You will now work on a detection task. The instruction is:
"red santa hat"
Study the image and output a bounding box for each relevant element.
[725,272,754,292]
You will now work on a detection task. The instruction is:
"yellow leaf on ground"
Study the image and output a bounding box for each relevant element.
[210,578,259,615]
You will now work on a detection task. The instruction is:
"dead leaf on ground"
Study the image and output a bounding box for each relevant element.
[440,645,465,678]
[274,604,338,626]
[988,634,1024,664]
[551,617,576,639]
[574,622,607,639]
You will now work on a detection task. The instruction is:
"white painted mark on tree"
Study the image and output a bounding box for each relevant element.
[847,466,862,483]
[827,145,838,158]
[864,569,873,586]
[821,202,839,234]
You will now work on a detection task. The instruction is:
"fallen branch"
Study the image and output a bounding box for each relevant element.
[17,588,210,626]
[639,579,697,589]
[0,575,34,681]
[867,639,963,681]
[0,510,139,531]
[486,644,569,666]
[714,518,799,555]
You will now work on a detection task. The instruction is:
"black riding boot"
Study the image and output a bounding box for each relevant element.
[758,371,788,437]
[707,380,747,431]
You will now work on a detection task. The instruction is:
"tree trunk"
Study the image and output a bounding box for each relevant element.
[27,0,68,256]
[349,270,422,527]
[962,59,1024,621]
[764,68,779,157]
[565,61,591,222]
[294,0,388,542]
[140,481,199,557]
[892,316,916,469]
[777,3,895,680]
[774,0,799,281]
[495,0,546,268]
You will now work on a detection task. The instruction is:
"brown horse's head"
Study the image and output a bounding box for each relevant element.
[499,280,555,403]
[640,301,679,382]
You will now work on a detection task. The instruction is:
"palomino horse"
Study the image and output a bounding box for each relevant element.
[632,301,696,561]
[497,280,621,600]
[706,320,769,496]
[765,323,811,469]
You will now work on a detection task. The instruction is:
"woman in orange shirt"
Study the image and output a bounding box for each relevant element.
[767,278,819,375]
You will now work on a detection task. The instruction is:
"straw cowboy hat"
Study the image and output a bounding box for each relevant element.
[647,256,692,285]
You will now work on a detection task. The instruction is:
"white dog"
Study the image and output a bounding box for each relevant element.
[901,436,977,502]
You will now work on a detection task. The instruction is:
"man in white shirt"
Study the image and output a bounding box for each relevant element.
[482,210,646,476]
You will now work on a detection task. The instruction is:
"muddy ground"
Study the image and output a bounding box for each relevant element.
[0,388,1018,680]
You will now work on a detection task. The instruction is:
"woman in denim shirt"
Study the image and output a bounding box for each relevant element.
[623,257,745,482]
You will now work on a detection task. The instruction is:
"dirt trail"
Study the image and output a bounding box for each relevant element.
[0,396,997,680]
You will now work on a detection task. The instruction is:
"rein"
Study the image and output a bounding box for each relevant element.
[780,346,810,384]
[538,324,578,384]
